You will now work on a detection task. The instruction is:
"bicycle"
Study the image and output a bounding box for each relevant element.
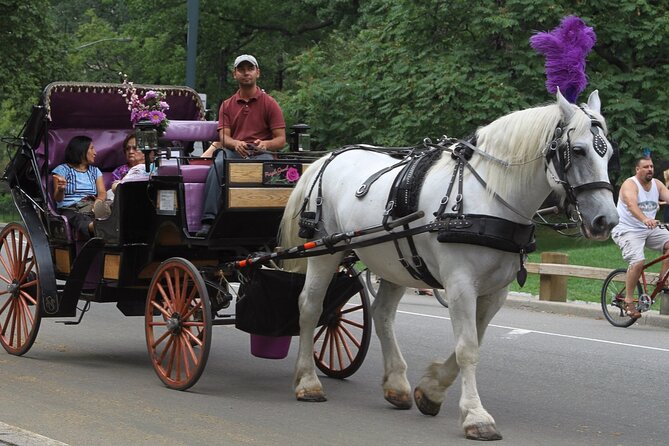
[601,248,669,328]
[364,269,448,308]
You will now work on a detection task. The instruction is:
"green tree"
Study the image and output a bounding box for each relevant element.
[0,0,69,138]
[276,0,669,178]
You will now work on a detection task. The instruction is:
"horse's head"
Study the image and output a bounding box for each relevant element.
[545,89,619,240]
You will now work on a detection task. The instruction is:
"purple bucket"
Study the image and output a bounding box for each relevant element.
[250,334,292,359]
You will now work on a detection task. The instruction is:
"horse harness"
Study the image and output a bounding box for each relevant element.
[298,112,614,287]
[544,107,618,221]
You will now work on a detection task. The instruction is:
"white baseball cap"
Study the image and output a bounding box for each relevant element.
[233,54,259,69]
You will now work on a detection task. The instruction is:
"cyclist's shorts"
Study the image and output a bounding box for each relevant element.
[611,227,669,264]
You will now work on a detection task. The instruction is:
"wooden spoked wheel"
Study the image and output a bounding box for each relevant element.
[0,223,42,356]
[313,276,371,379]
[145,258,212,390]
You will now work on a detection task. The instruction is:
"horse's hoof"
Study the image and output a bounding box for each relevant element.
[296,389,327,402]
[464,422,503,441]
[413,387,441,416]
[384,390,412,409]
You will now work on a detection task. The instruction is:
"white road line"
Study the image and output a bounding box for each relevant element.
[398,309,669,353]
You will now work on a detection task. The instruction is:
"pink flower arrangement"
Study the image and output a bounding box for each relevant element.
[118,73,170,133]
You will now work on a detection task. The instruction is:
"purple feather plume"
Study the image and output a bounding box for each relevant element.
[530,16,596,103]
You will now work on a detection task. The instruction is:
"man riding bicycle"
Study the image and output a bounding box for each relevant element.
[612,155,669,319]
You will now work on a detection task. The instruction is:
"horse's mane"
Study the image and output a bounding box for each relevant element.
[433,101,603,202]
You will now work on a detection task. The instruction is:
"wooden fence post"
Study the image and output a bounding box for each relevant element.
[660,293,669,316]
[539,252,568,302]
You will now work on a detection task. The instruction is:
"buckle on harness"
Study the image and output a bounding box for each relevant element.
[384,200,395,216]
[355,184,368,197]
[451,194,463,212]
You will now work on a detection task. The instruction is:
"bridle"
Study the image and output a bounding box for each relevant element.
[544,107,616,222]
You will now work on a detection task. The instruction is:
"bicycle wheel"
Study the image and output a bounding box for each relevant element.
[601,268,640,328]
[433,289,448,308]
[364,269,379,298]
[366,269,446,306]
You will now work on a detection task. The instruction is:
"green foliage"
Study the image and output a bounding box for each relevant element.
[2,0,669,174]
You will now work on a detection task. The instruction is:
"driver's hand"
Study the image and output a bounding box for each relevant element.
[254,139,269,151]
[233,140,249,158]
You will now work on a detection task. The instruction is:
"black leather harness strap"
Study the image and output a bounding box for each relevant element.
[356,157,411,198]
[381,149,444,288]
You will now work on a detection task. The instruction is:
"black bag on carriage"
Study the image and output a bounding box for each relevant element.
[235,268,363,337]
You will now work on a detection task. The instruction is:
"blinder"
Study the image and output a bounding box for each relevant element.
[545,111,615,217]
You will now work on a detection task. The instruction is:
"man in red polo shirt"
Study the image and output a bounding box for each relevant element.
[197,54,286,236]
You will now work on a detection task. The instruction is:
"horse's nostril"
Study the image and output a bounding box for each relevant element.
[592,215,616,232]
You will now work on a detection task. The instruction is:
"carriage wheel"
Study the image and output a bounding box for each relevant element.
[601,268,640,328]
[0,223,42,356]
[145,258,212,390]
[314,275,371,379]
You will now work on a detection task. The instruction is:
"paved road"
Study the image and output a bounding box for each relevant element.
[1,291,669,445]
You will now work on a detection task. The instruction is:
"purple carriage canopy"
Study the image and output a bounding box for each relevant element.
[42,81,206,129]
[35,82,217,177]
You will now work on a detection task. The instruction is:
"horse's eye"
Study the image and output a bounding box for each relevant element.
[573,146,587,156]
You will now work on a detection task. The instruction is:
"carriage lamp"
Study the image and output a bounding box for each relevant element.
[135,121,159,151]
[290,124,310,151]
[135,121,159,172]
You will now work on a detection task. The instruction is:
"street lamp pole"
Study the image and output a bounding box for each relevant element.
[186,0,199,88]
[72,37,133,51]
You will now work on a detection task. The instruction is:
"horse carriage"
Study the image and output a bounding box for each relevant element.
[2,78,621,440]
[0,81,372,391]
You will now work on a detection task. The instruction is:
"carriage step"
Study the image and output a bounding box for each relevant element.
[57,320,82,325]
[55,301,91,325]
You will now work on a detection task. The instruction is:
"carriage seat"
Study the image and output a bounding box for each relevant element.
[40,129,131,242]
[41,128,131,188]
[153,120,218,232]
[152,163,211,233]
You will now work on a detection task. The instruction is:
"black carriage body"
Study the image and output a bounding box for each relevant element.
[0,82,372,390]
[1,83,211,315]
[1,82,316,318]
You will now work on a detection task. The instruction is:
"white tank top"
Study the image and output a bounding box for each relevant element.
[617,176,659,230]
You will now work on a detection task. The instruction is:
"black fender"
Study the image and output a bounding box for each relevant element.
[11,188,59,315]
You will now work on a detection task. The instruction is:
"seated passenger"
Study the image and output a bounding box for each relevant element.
[52,135,106,239]
[106,134,152,202]
[197,54,286,236]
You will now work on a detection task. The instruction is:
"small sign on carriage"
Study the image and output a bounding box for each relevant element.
[156,189,178,215]
[262,162,302,186]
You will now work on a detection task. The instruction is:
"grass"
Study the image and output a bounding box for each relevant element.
[509,224,663,303]
[0,212,19,224]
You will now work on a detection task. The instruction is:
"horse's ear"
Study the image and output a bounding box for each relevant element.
[586,90,601,115]
[556,87,575,121]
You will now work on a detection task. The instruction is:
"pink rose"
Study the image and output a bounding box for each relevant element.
[286,167,300,182]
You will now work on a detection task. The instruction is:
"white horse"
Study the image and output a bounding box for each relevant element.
[279,90,618,440]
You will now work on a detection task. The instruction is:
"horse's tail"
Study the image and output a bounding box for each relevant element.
[278,156,329,273]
